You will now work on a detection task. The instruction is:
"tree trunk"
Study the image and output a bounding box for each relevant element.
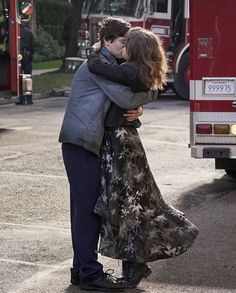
[60,0,84,72]
[30,1,37,34]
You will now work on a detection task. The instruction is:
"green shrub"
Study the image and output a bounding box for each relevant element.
[34,26,65,62]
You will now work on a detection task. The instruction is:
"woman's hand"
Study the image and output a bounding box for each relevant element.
[123,107,143,121]
[92,41,101,51]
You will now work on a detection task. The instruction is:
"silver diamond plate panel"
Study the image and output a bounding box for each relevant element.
[194,112,236,122]
[195,135,236,144]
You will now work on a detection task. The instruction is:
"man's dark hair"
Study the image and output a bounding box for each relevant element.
[98,17,131,45]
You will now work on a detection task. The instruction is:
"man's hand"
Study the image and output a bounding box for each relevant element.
[123,107,143,122]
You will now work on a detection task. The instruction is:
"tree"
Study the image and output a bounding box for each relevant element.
[60,0,85,72]
[30,0,36,34]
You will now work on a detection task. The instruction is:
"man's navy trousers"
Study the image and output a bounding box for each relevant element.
[62,143,103,283]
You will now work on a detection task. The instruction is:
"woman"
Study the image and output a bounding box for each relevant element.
[88,27,199,288]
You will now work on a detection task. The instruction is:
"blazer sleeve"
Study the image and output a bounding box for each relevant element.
[87,53,138,86]
[91,72,158,109]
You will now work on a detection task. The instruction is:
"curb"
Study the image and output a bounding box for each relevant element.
[0,89,70,106]
[0,68,69,106]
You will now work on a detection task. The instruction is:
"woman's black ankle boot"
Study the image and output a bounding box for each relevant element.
[120,261,152,288]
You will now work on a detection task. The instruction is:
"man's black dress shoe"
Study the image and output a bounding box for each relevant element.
[80,272,125,292]
[118,261,152,288]
[70,268,80,285]
[15,101,24,105]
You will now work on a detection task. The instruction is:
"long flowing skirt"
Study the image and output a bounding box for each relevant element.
[94,127,199,263]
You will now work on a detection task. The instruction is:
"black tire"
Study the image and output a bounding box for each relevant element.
[174,52,190,100]
[225,169,236,178]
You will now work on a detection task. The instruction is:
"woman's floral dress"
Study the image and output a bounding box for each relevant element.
[94,126,199,263]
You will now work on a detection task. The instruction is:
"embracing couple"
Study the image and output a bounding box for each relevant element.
[59,17,198,292]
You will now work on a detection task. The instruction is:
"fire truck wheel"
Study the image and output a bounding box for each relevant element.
[225,169,236,178]
[174,52,190,100]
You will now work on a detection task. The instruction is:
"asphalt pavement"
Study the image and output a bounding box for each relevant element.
[0,96,236,293]
[32,69,58,76]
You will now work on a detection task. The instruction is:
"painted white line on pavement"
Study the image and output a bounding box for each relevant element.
[7,259,71,293]
[143,124,186,131]
[141,138,187,147]
[0,171,67,179]
[9,127,33,131]
[0,258,65,269]
[0,153,24,161]
[0,222,70,232]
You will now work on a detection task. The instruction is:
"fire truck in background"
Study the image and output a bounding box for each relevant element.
[190,0,236,176]
[0,0,32,100]
[66,0,190,100]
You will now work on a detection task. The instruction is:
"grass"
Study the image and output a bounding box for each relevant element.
[33,72,74,93]
[33,59,63,70]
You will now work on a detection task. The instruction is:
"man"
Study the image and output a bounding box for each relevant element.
[59,17,158,292]
[16,24,34,105]
[0,23,7,53]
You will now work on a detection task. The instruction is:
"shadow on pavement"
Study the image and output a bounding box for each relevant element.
[148,175,236,290]
[65,284,146,292]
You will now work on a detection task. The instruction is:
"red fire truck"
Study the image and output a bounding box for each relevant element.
[0,0,32,100]
[189,0,236,176]
[66,0,190,100]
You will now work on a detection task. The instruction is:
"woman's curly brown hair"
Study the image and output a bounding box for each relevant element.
[125,27,168,90]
